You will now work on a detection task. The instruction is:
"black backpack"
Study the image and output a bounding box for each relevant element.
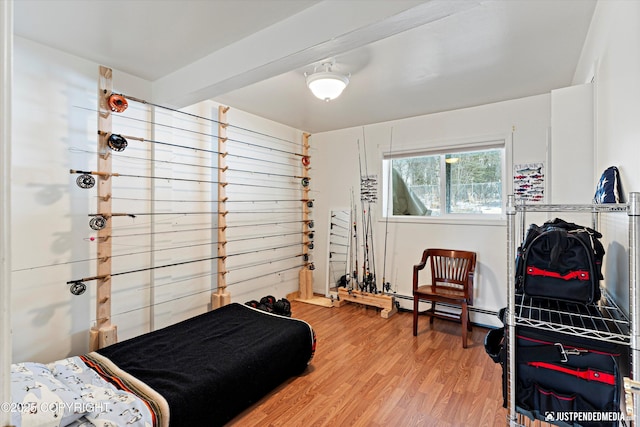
[515,218,605,304]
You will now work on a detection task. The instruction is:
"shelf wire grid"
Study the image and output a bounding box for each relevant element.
[514,289,630,345]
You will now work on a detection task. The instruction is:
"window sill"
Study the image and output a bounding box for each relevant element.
[382,214,507,227]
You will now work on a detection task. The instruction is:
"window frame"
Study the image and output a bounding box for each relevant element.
[381,136,509,225]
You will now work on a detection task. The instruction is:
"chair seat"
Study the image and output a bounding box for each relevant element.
[415,285,468,302]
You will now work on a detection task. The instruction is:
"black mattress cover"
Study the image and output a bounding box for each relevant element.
[94,303,315,426]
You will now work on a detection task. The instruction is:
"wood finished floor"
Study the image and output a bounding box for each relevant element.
[228,300,508,427]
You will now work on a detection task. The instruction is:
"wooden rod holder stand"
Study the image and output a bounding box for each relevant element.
[337,288,397,319]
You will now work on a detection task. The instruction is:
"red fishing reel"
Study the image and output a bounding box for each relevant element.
[301,156,310,166]
[108,94,128,113]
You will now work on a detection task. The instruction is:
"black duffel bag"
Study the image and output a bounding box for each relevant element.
[516,218,605,304]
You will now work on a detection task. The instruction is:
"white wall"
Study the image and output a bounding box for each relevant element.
[572,0,640,312]
[550,83,594,204]
[12,37,152,362]
[312,94,552,327]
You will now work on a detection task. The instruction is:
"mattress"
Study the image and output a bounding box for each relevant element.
[9,303,316,427]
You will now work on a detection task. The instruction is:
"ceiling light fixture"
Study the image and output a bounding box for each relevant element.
[305,59,350,102]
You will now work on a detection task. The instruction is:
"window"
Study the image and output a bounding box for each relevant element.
[385,145,504,217]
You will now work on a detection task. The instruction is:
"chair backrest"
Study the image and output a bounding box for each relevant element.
[421,249,476,298]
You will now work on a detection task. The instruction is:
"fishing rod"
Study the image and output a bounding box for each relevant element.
[357,140,374,293]
[84,255,312,304]
[357,140,366,289]
[98,130,308,170]
[104,98,302,155]
[224,135,305,158]
[90,210,304,217]
[103,102,311,162]
[362,130,377,294]
[226,253,310,274]
[329,251,348,258]
[87,212,314,231]
[105,220,314,239]
[92,261,308,325]
[381,128,394,294]
[109,125,305,159]
[331,214,349,224]
[84,209,305,230]
[66,240,309,295]
[139,252,311,296]
[330,222,349,231]
[329,241,349,248]
[71,167,220,188]
[15,228,314,272]
[225,262,312,286]
[350,188,359,290]
[71,146,309,182]
[108,92,301,147]
[91,257,310,324]
[70,168,310,193]
[98,195,314,207]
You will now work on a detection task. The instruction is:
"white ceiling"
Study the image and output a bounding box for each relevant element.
[13,0,597,134]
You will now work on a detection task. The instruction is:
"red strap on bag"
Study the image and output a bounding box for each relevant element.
[526,266,590,281]
[528,362,616,385]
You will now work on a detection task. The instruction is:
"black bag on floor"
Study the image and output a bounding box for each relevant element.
[516,218,605,304]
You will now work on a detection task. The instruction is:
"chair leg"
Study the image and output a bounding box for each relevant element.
[461,301,468,348]
[413,297,419,336]
[429,302,435,324]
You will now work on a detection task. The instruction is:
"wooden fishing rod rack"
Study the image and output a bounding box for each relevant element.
[336,287,397,318]
[89,66,328,349]
[211,105,230,309]
[91,65,117,350]
[289,133,332,308]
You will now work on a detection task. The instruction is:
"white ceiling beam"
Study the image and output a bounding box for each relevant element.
[152,0,480,108]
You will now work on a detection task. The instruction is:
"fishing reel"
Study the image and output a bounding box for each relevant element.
[69,281,87,296]
[306,200,314,208]
[107,133,128,152]
[76,173,96,189]
[383,281,392,293]
[301,177,310,187]
[307,263,315,271]
[89,215,107,230]
[108,94,128,113]
[303,254,310,262]
[307,221,314,229]
[301,156,310,167]
[306,241,314,250]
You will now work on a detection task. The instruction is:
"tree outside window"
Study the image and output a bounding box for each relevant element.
[387,147,503,217]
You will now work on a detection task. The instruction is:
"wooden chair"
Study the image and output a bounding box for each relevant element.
[412,249,477,348]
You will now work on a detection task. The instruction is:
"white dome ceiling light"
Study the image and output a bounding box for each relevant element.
[305,60,350,102]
